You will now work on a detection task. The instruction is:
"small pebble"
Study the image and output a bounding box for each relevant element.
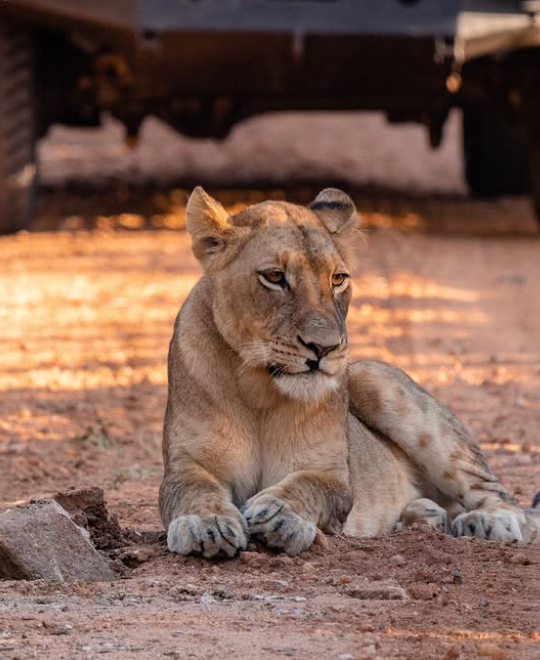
[478,642,506,659]
[390,554,406,566]
[408,584,438,601]
[452,571,463,585]
[336,574,352,585]
[314,529,329,548]
[439,593,451,606]
[49,624,72,636]
[338,654,354,660]
[98,643,115,654]
[200,591,217,605]
[479,598,489,607]
[357,622,374,632]
[302,562,316,573]
[509,552,530,566]
[269,556,294,568]
[239,551,259,564]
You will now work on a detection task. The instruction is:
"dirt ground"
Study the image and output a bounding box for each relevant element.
[1,115,540,660]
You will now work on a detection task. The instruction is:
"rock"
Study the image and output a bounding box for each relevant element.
[117,545,158,568]
[0,499,115,581]
[239,551,260,565]
[314,529,329,549]
[357,622,374,632]
[239,550,270,569]
[44,623,73,636]
[97,642,116,654]
[408,584,439,601]
[509,552,530,566]
[452,571,463,585]
[345,584,408,601]
[301,562,316,572]
[336,574,352,585]
[389,554,406,566]
[478,642,506,659]
[269,556,294,568]
[200,591,217,605]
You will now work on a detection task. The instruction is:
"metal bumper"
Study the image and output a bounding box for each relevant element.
[3,0,457,37]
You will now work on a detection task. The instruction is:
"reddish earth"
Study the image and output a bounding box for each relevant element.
[0,188,539,660]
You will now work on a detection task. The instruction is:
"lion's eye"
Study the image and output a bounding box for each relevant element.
[332,273,348,288]
[260,270,286,287]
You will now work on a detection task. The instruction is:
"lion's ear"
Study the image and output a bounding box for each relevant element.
[186,187,233,265]
[309,188,361,264]
[309,188,357,233]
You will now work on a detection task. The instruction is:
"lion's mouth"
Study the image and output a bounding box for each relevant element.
[267,362,326,377]
[267,363,287,377]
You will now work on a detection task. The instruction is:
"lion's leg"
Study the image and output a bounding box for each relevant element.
[242,470,353,556]
[348,360,537,543]
[399,497,450,534]
[159,461,248,558]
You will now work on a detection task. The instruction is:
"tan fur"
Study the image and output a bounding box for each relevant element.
[160,188,536,558]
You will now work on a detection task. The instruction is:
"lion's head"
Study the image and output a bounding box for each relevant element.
[186,187,361,402]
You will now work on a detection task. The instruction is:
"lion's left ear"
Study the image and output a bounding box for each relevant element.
[309,188,361,264]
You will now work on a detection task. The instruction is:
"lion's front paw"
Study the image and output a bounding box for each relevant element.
[242,495,316,556]
[452,507,532,542]
[167,514,248,558]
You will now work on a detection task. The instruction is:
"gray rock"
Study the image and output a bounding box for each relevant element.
[0,499,115,581]
[344,584,408,601]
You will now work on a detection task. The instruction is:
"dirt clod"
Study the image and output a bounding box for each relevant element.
[357,622,375,633]
[408,584,439,601]
[509,552,531,566]
[54,487,124,551]
[390,554,406,566]
[478,642,507,659]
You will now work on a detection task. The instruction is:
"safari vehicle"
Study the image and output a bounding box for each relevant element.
[1,0,540,233]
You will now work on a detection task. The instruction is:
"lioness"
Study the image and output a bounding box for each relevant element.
[159,187,537,557]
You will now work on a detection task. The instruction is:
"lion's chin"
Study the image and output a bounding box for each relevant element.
[272,371,341,402]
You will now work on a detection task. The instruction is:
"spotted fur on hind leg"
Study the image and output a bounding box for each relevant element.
[398,498,450,534]
[347,361,536,544]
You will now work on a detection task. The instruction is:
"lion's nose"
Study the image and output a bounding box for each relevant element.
[298,336,339,359]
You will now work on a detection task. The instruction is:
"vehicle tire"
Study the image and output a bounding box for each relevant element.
[462,109,530,198]
[530,140,540,228]
[0,21,37,234]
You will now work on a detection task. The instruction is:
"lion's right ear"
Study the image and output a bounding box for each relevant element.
[186,187,233,266]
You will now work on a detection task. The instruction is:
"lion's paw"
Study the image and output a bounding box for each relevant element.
[399,498,450,534]
[167,514,248,558]
[242,495,316,556]
[452,507,528,542]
